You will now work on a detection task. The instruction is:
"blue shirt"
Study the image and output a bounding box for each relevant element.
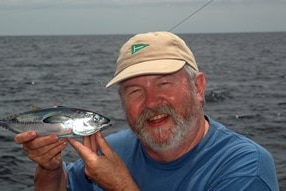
[65,117,279,191]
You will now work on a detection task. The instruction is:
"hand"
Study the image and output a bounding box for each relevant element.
[68,132,139,191]
[14,131,67,171]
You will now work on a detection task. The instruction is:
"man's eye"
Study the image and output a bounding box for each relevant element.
[130,89,139,94]
[127,88,141,96]
[159,81,172,86]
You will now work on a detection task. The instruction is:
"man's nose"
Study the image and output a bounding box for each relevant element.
[144,88,161,109]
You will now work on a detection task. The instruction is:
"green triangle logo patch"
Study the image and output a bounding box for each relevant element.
[131,44,149,54]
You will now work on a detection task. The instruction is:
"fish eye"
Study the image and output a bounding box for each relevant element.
[93,114,101,122]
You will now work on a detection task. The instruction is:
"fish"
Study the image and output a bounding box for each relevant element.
[0,106,111,137]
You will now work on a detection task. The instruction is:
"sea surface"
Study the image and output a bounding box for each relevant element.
[0,32,285,190]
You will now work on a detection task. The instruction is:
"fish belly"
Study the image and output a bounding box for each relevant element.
[0,121,73,137]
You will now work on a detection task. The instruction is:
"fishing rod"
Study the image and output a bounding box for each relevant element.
[168,0,215,32]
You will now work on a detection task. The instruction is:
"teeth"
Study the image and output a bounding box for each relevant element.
[149,114,167,121]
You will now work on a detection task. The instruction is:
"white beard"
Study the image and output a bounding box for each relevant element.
[131,101,202,153]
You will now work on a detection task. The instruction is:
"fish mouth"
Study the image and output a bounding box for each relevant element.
[101,123,112,129]
[98,118,110,127]
[103,117,111,124]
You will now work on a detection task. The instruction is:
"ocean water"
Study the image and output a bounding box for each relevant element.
[0,32,285,190]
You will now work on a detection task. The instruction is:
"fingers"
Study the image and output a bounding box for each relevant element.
[68,133,138,190]
[83,134,98,153]
[26,138,67,158]
[14,131,37,144]
[30,138,67,171]
[83,135,91,148]
[15,131,61,151]
[15,131,67,171]
[95,132,114,157]
[68,132,115,164]
[24,134,60,150]
[30,143,66,171]
[68,138,95,162]
[89,134,99,152]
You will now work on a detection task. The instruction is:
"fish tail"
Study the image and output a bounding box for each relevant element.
[0,121,20,134]
[0,121,11,130]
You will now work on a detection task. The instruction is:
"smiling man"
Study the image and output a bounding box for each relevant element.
[15,31,279,191]
[118,68,207,162]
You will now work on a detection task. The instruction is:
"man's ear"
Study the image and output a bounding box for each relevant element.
[195,72,206,104]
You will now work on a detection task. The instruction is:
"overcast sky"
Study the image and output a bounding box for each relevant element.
[0,0,285,36]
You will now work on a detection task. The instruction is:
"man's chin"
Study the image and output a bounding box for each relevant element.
[138,130,180,152]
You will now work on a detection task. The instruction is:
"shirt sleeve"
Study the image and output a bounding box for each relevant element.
[207,176,272,191]
[205,143,279,191]
[64,160,102,191]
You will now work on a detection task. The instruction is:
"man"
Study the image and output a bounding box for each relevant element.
[15,31,279,191]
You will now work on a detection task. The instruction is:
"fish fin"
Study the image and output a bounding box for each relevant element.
[31,105,42,111]
[43,115,72,123]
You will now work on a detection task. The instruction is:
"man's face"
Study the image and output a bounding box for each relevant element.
[119,69,204,152]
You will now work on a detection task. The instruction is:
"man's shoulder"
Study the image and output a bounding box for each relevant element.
[207,117,273,161]
[206,117,277,188]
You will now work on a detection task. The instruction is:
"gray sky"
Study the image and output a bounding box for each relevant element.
[0,0,285,36]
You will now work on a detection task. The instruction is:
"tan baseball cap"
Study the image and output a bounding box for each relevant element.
[106,31,198,87]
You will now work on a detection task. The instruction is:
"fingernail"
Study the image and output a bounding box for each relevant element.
[51,134,59,141]
[60,141,67,149]
[30,131,37,137]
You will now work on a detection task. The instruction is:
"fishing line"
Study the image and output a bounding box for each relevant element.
[168,0,215,32]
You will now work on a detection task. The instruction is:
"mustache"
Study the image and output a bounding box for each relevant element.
[135,104,177,129]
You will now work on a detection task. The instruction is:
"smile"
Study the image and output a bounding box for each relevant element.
[149,114,167,121]
[147,114,169,127]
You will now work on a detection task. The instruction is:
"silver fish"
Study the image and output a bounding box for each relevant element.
[0,106,111,137]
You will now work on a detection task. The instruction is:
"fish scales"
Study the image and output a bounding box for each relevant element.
[0,121,72,137]
[0,107,111,137]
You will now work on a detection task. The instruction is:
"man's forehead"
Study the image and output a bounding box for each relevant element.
[119,68,188,87]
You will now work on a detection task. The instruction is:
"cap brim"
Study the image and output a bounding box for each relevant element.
[106,60,185,87]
